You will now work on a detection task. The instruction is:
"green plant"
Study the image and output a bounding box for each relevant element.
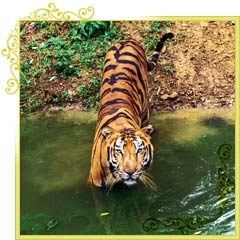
[20,21,125,112]
[176,32,188,43]
[161,63,174,74]
[31,21,49,29]
[77,77,101,110]
[69,21,112,39]
[61,91,71,101]
[143,21,171,53]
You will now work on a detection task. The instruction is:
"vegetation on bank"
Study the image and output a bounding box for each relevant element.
[20,21,171,112]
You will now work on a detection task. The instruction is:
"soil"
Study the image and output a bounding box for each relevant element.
[22,21,235,112]
[147,21,235,112]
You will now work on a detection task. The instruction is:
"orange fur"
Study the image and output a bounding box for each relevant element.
[88,34,174,188]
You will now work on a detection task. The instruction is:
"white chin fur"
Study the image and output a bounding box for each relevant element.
[124,179,137,186]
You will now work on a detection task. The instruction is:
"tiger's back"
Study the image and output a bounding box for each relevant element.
[99,39,150,129]
[88,33,174,189]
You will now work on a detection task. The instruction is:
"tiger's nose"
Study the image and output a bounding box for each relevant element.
[124,169,135,176]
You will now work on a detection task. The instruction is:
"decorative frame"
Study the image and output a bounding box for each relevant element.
[1,2,239,240]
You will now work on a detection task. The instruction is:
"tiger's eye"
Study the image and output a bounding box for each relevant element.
[115,149,122,155]
[137,148,143,154]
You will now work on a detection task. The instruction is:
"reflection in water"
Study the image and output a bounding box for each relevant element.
[20,109,235,235]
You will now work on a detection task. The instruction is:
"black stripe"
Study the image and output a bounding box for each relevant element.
[109,42,125,59]
[144,160,151,169]
[101,112,135,130]
[101,74,143,104]
[112,88,141,116]
[121,51,143,66]
[98,108,119,121]
[117,59,146,90]
[112,41,146,68]
[124,41,146,60]
[102,72,131,86]
[101,88,111,98]
[99,98,129,112]
[108,45,118,52]
[103,64,117,73]
[122,109,139,122]
[98,107,137,126]
[100,95,140,117]
[123,67,137,76]
[108,40,146,66]
[137,88,144,104]
[111,87,138,101]
[107,147,116,177]
[104,58,111,65]
[106,146,110,163]
[119,67,144,103]
[148,144,152,161]
[142,145,152,170]
[109,162,115,175]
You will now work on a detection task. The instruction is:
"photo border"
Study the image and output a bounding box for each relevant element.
[1,2,239,240]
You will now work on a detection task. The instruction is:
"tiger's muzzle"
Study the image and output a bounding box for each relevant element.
[119,170,142,186]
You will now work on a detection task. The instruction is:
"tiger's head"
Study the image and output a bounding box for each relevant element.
[101,125,155,188]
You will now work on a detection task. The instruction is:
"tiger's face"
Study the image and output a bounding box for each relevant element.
[101,125,154,187]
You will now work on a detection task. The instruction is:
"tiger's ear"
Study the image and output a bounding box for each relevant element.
[141,125,154,136]
[101,126,114,139]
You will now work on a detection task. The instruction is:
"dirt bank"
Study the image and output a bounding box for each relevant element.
[147,21,235,112]
[20,21,235,113]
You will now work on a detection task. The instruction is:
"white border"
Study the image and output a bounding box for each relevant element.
[0,1,240,240]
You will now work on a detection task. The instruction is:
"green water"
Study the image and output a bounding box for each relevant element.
[20,109,235,235]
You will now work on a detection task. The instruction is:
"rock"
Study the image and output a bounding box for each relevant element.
[68,89,73,96]
[156,86,161,95]
[161,92,178,100]
[49,76,56,81]
[161,94,170,100]
[191,101,197,108]
[71,83,78,88]
[169,91,178,99]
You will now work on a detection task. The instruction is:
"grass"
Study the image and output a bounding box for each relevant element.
[77,77,101,110]
[143,21,172,53]
[20,21,172,112]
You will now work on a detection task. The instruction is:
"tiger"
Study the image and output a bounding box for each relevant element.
[88,32,174,190]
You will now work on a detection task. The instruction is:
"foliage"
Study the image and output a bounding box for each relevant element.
[77,77,101,110]
[20,21,126,112]
[68,21,113,38]
[20,21,171,112]
[143,21,172,53]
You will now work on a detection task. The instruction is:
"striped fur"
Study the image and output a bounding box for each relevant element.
[88,33,174,189]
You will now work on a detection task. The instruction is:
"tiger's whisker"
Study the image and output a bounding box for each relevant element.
[141,173,159,192]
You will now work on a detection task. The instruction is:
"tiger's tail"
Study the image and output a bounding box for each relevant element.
[147,32,174,71]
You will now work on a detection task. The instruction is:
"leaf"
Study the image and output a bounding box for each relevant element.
[100,212,110,217]
[46,219,58,231]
